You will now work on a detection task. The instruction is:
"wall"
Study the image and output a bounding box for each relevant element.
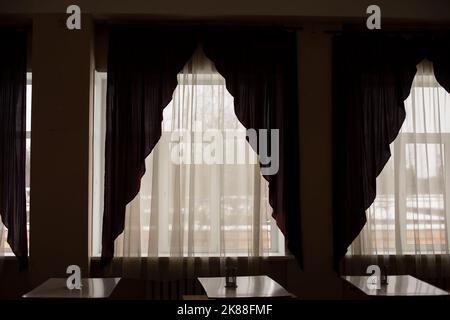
[29,13,94,284]
[1,0,450,299]
[2,0,450,21]
[298,25,341,298]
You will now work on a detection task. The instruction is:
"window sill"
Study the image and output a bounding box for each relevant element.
[90,255,294,263]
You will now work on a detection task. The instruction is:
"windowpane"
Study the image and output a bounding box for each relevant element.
[405,143,446,253]
[349,60,450,256]
[92,70,284,257]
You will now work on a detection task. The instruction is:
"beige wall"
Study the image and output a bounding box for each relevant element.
[1,0,450,299]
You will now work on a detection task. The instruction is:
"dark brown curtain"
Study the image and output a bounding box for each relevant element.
[332,34,421,269]
[0,30,28,268]
[203,29,301,263]
[101,29,197,262]
[429,34,450,93]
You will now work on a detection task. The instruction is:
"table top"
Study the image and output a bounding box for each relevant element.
[22,278,121,299]
[197,275,292,299]
[342,275,449,297]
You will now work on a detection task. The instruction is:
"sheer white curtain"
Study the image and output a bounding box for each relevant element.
[349,60,450,274]
[103,47,281,277]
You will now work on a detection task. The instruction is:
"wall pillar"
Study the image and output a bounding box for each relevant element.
[30,13,93,283]
[298,24,343,298]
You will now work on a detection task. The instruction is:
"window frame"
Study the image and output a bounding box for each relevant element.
[92,71,286,258]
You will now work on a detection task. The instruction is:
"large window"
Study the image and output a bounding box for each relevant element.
[92,52,285,257]
[350,60,450,255]
[0,73,31,256]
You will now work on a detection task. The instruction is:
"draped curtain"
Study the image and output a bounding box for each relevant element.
[101,29,198,261]
[104,47,283,278]
[350,60,450,257]
[0,30,28,267]
[203,29,301,260]
[345,61,450,285]
[333,33,450,269]
[114,47,276,257]
[102,28,300,265]
[429,34,450,93]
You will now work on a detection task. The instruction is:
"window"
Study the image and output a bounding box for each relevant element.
[350,60,450,255]
[0,72,31,256]
[92,52,284,257]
